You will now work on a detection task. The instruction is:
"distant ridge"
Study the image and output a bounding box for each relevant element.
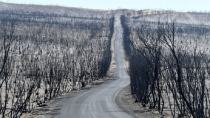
[1,1,210,25]
[0,1,110,18]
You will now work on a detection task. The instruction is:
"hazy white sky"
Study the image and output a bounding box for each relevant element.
[1,0,210,11]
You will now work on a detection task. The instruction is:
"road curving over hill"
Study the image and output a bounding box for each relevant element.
[51,14,132,118]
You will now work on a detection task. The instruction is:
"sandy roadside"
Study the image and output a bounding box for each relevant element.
[115,86,163,118]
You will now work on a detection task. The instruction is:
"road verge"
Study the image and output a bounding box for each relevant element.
[116,86,160,118]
